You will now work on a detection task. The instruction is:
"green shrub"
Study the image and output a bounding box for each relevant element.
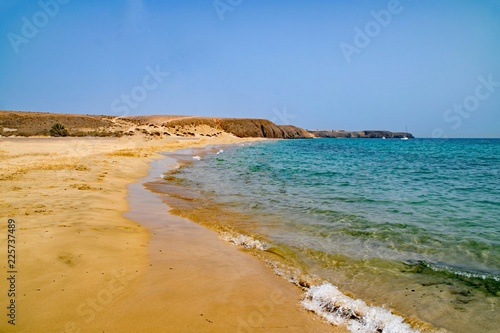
[50,123,69,137]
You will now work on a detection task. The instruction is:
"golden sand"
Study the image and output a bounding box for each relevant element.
[0,135,345,332]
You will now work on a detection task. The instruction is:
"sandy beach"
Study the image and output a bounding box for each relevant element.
[0,135,344,333]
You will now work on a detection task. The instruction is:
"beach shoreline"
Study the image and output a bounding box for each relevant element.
[153,138,500,333]
[145,142,438,333]
[0,135,343,332]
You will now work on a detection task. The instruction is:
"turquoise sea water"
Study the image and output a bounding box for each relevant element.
[158,139,500,332]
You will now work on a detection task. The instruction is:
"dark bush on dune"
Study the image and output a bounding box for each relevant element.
[49,123,69,137]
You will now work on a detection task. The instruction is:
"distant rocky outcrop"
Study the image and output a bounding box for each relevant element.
[309,130,414,139]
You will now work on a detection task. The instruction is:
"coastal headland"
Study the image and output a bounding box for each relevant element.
[0,110,414,139]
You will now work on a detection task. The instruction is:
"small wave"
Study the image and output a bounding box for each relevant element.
[404,260,500,295]
[405,260,500,281]
[432,264,500,283]
[219,232,269,251]
[265,260,314,288]
[302,283,419,333]
[219,232,423,332]
[265,261,420,333]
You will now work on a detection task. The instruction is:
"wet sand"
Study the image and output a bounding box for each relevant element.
[88,155,344,332]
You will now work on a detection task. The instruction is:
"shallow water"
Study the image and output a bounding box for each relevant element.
[151,139,500,332]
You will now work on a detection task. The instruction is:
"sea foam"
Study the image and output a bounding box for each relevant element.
[302,283,419,333]
[219,232,269,251]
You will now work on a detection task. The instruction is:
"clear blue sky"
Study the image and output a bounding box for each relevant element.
[1,0,499,137]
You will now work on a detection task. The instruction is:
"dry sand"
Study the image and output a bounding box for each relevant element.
[0,135,345,333]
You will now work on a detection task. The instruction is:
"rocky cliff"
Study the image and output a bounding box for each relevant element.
[153,117,313,139]
[278,125,314,139]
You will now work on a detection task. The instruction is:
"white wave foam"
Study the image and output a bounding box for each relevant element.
[302,283,419,333]
[220,232,269,251]
[220,239,422,332]
[267,260,420,332]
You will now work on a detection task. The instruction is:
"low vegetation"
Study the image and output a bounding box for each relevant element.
[50,123,69,137]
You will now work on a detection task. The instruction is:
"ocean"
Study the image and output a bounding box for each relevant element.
[149,138,500,333]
